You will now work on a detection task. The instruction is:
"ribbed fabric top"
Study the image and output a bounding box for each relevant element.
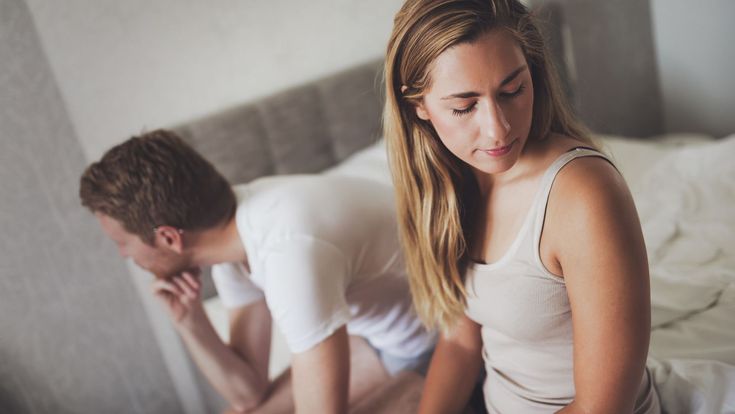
[464,148,660,413]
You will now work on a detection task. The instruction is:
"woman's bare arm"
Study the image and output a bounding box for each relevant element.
[418,314,483,414]
[546,157,651,414]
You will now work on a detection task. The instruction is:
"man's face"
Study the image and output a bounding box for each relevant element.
[95,213,190,278]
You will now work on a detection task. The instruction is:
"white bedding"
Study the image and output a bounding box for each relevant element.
[206,133,735,412]
[611,134,735,414]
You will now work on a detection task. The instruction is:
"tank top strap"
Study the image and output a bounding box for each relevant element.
[527,148,614,271]
[537,147,612,205]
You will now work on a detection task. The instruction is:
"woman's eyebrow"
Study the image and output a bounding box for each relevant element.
[499,65,527,86]
[441,65,527,100]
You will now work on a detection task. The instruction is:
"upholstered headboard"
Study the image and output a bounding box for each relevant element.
[172,59,385,185]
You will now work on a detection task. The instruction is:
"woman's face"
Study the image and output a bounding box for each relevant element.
[415,29,534,177]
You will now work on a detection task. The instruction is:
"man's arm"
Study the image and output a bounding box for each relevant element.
[224,334,391,414]
[291,325,350,414]
[257,237,360,412]
[153,272,272,412]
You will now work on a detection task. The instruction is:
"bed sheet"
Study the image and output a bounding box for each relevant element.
[614,134,735,414]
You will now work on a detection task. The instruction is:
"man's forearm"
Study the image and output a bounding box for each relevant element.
[175,310,270,412]
[291,326,350,414]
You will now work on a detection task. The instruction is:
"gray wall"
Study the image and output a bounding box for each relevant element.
[651,0,735,138]
[528,0,735,139]
[0,0,182,412]
[24,0,403,161]
[530,0,665,137]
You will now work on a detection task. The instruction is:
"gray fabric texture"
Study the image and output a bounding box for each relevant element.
[173,59,383,183]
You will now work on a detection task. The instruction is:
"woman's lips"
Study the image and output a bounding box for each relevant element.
[480,139,515,157]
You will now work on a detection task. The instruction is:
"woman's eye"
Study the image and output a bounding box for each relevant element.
[500,83,525,99]
[452,103,477,117]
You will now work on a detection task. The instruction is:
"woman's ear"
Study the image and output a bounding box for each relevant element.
[401,85,431,121]
[415,102,430,121]
[154,225,184,254]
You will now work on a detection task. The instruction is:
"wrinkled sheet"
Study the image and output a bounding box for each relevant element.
[607,134,735,414]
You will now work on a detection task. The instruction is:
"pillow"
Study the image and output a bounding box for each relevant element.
[324,139,391,185]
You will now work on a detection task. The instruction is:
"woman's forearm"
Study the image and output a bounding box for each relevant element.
[418,332,483,414]
[419,345,481,413]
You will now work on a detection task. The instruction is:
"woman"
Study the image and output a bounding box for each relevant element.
[384,0,661,412]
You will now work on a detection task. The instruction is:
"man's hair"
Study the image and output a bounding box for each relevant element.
[80,129,236,245]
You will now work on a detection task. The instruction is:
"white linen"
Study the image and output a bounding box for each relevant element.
[324,139,392,184]
[648,357,735,414]
[606,134,735,414]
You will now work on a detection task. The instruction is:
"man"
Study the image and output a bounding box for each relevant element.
[79,129,434,413]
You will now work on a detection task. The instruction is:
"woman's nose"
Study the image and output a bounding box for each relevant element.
[480,101,511,143]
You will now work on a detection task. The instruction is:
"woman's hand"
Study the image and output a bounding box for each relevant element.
[151,268,205,329]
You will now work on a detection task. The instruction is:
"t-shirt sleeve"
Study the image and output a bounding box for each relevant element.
[261,236,351,354]
[210,262,264,308]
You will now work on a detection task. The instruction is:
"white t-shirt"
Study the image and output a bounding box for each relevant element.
[211,175,435,356]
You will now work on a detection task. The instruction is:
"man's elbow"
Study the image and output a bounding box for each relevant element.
[229,394,267,413]
[228,380,270,413]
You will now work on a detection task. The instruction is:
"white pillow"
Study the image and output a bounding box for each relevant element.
[324,139,392,185]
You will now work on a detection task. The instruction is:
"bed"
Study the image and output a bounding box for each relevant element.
[163,2,734,412]
[201,132,735,413]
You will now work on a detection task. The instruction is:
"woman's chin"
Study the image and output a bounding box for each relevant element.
[470,157,518,176]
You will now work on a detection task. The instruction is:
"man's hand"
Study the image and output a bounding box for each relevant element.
[151,268,204,328]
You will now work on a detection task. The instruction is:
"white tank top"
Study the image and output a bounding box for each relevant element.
[464,148,660,413]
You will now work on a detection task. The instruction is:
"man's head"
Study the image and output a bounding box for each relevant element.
[80,129,236,277]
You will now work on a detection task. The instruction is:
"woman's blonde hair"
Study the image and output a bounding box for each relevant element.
[384,0,595,333]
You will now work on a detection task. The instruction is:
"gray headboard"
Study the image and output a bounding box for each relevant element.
[173,59,385,185]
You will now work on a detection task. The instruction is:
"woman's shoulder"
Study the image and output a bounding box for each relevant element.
[536,133,598,159]
[541,135,642,270]
[544,134,635,232]
[535,133,615,186]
